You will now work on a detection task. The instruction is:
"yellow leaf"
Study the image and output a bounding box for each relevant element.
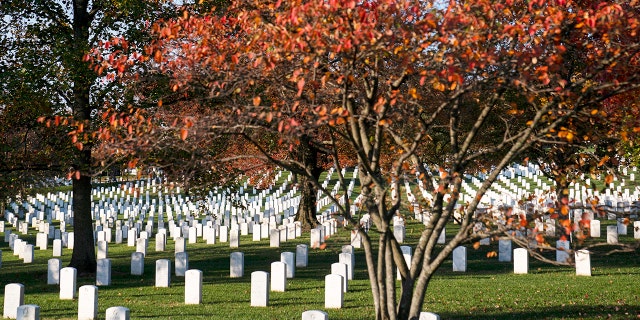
[409,88,418,99]
[566,132,574,142]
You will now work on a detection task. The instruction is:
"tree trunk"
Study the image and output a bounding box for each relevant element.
[294,134,321,230]
[68,0,96,274]
[69,172,96,274]
[295,174,320,230]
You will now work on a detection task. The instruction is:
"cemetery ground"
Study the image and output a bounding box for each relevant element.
[1,217,639,319]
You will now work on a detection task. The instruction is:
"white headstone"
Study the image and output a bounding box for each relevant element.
[338,252,355,280]
[185,269,203,304]
[419,312,441,320]
[393,225,405,243]
[230,252,244,278]
[131,252,144,276]
[331,262,349,292]
[60,267,77,299]
[53,239,63,257]
[250,271,270,307]
[67,232,74,249]
[16,304,39,320]
[105,306,129,320]
[175,252,188,277]
[498,239,512,262]
[3,283,24,319]
[269,229,280,248]
[635,221,640,239]
[219,225,228,242]
[617,219,628,235]
[270,261,287,292]
[575,249,591,276]
[23,244,34,263]
[606,225,618,244]
[252,224,261,241]
[96,259,112,286]
[155,233,166,252]
[188,227,197,244]
[590,219,601,237]
[136,238,147,256]
[175,237,186,253]
[452,246,467,272]
[280,252,295,279]
[97,241,108,259]
[324,274,344,308]
[229,228,240,248]
[127,229,136,246]
[310,228,322,249]
[301,310,329,320]
[36,232,48,250]
[296,244,308,267]
[78,285,98,320]
[513,248,528,274]
[556,240,570,263]
[47,258,62,285]
[155,259,171,287]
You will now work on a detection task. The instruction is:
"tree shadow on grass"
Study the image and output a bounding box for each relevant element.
[438,304,640,320]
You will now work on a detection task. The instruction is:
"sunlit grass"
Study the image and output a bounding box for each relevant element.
[1,218,639,319]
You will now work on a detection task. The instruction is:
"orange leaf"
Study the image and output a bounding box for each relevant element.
[486,251,497,258]
[604,174,613,184]
[253,96,261,106]
[180,128,188,140]
[472,242,480,250]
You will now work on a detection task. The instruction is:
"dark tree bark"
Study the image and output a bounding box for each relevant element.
[294,134,322,230]
[69,174,96,274]
[68,0,96,274]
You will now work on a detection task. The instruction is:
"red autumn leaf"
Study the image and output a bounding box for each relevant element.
[297,78,305,96]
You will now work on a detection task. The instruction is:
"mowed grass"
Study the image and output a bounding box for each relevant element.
[1,219,639,320]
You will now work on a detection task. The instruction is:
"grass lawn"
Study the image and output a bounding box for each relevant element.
[1,218,639,320]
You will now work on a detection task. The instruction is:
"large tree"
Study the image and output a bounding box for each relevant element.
[0,0,192,274]
[98,0,640,318]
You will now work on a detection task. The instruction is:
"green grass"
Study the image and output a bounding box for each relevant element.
[1,219,639,320]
